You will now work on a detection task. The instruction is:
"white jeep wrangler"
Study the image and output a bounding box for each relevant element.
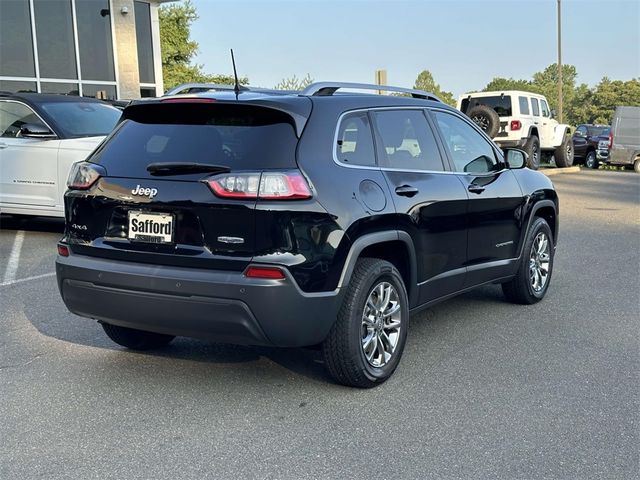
[457,90,574,169]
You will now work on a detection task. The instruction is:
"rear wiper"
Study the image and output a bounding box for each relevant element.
[146,162,231,176]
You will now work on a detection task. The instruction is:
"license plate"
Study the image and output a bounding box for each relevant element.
[128,211,174,244]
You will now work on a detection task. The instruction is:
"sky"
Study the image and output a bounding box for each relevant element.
[190,0,640,97]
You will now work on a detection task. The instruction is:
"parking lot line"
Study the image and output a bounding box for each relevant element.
[2,230,25,285]
[0,271,56,288]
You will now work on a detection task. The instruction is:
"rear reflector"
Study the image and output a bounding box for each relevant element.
[244,266,286,279]
[57,244,69,257]
[206,171,312,200]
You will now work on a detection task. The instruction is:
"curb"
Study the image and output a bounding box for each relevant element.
[540,166,581,176]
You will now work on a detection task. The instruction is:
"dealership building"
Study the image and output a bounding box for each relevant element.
[0,0,172,100]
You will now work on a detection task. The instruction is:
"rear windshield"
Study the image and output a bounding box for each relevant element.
[39,101,120,138]
[461,96,512,117]
[90,103,298,176]
[587,126,610,136]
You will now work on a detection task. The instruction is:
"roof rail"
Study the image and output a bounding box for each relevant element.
[300,82,442,102]
[163,83,295,97]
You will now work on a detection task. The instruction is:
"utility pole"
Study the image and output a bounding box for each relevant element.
[375,69,387,95]
[557,0,563,123]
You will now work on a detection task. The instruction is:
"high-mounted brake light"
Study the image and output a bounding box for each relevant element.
[67,162,106,190]
[206,171,312,200]
[244,266,286,279]
[160,98,216,103]
[510,120,522,131]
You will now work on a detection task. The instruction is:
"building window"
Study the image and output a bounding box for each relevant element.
[0,0,36,77]
[76,0,116,82]
[33,0,78,79]
[135,1,155,84]
[0,80,37,93]
[40,82,79,96]
[83,84,117,100]
[140,87,156,98]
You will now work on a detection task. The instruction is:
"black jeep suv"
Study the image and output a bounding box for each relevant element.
[56,82,559,387]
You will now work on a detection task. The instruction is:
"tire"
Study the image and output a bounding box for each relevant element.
[523,135,541,170]
[554,134,574,167]
[584,150,598,169]
[101,322,175,350]
[634,158,640,174]
[467,105,500,138]
[322,258,409,388]
[502,217,554,305]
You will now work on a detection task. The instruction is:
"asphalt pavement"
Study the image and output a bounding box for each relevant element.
[1,169,638,479]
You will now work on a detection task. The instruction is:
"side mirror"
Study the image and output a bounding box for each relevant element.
[19,123,56,139]
[503,148,527,169]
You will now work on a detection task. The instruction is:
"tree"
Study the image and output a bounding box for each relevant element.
[483,77,536,93]
[413,70,455,106]
[531,64,578,120]
[159,1,247,90]
[274,74,314,91]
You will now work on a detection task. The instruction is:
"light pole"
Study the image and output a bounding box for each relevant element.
[557,0,563,123]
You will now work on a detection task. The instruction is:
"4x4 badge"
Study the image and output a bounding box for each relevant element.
[131,185,158,199]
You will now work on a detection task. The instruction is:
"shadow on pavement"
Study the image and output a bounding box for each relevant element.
[0,214,65,233]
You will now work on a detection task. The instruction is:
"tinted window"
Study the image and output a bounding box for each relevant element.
[39,102,120,137]
[135,1,155,84]
[576,126,588,136]
[335,112,375,166]
[140,87,156,98]
[0,101,48,138]
[540,100,550,117]
[0,80,37,93]
[82,84,117,101]
[40,82,79,96]
[587,126,610,136]
[0,0,35,77]
[91,104,298,176]
[518,96,530,115]
[34,0,77,79]
[373,110,444,171]
[76,0,116,81]
[531,98,540,116]
[461,96,512,117]
[433,111,499,173]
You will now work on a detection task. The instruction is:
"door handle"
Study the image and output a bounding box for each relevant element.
[468,184,485,194]
[0,143,8,149]
[395,185,419,197]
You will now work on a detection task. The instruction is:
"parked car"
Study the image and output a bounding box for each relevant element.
[606,106,640,173]
[572,124,610,169]
[457,90,574,170]
[0,93,121,217]
[56,82,559,388]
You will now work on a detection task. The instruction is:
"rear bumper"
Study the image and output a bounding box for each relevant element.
[495,138,527,149]
[56,253,342,347]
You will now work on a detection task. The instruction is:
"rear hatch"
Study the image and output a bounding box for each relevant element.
[65,100,308,272]
[461,95,513,137]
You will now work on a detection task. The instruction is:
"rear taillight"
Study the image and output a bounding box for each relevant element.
[510,120,522,131]
[608,131,613,149]
[57,244,69,257]
[244,266,286,279]
[205,171,312,200]
[67,162,106,190]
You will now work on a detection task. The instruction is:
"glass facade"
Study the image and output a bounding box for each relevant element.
[0,0,160,100]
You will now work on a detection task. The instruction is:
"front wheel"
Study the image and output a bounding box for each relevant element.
[101,322,175,350]
[554,135,574,167]
[502,217,554,304]
[634,158,640,173]
[322,258,409,388]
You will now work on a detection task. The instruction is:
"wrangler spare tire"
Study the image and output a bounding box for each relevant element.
[467,105,500,138]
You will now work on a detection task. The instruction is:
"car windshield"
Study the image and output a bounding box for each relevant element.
[587,126,610,136]
[39,101,121,138]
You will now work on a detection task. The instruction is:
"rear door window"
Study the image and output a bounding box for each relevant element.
[372,109,445,171]
[518,96,530,115]
[531,98,540,116]
[335,112,375,166]
[90,103,299,176]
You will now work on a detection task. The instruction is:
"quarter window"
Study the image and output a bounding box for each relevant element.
[372,110,444,171]
[531,98,540,116]
[0,101,48,138]
[335,112,375,166]
[432,111,499,173]
[518,96,530,115]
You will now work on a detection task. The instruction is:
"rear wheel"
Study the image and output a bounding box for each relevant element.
[554,134,574,167]
[502,217,554,304]
[634,158,640,173]
[322,258,409,388]
[523,135,541,170]
[585,150,598,169]
[101,322,175,350]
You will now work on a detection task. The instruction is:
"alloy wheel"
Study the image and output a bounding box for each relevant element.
[361,282,402,367]
[529,232,551,292]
